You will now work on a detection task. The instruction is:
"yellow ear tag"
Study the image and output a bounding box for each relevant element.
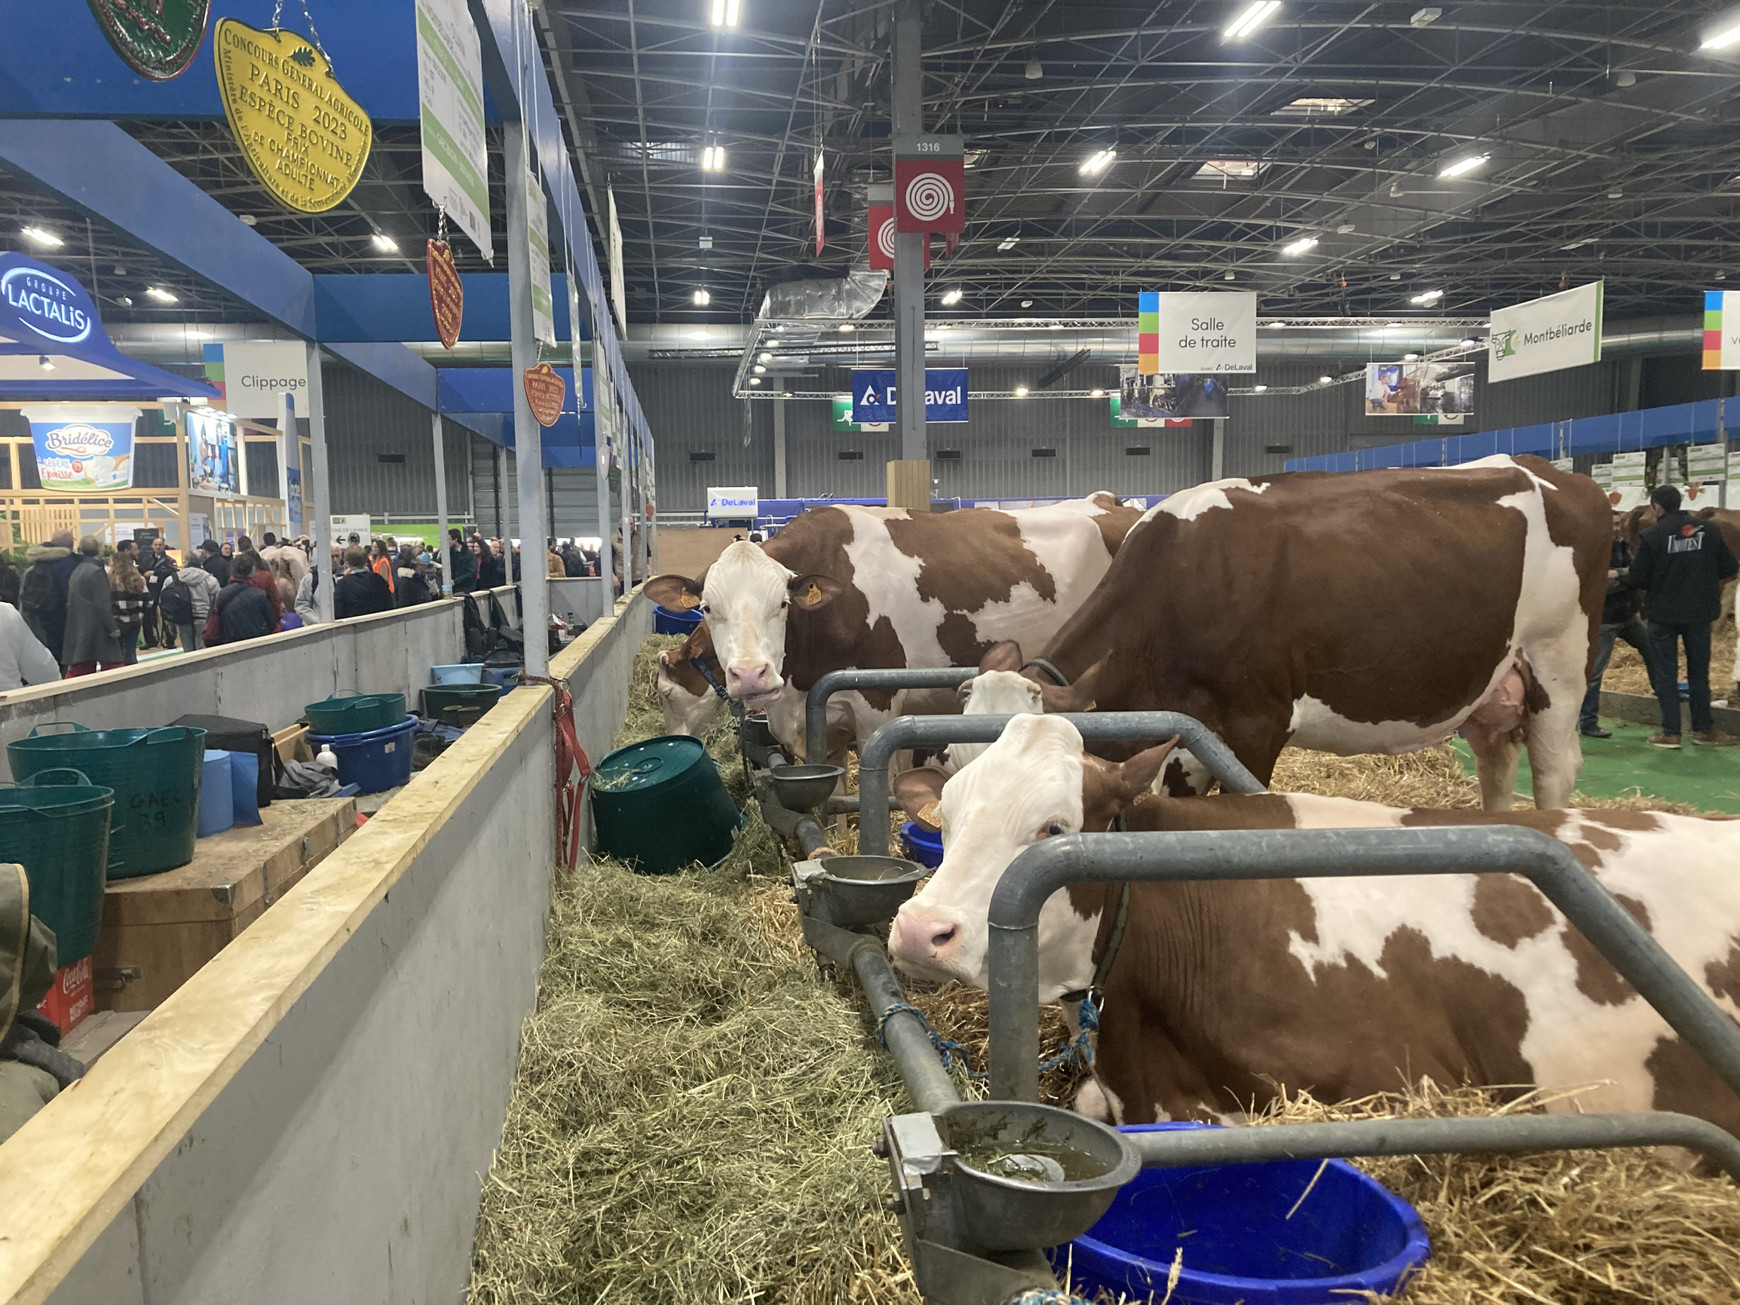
[678,593,702,610]
[805,582,823,606]
[917,801,942,829]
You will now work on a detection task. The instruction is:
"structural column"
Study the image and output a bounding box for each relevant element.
[889,0,930,507]
[618,396,633,589]
[505,127,550,675]
[772,378,788,497]
[302,341,334,623]
[588,328,616,592]
[432,412,450,593]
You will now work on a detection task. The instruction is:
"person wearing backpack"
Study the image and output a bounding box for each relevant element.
[18,529,79,668]
[203,555,276,647]
[164,558,220,652]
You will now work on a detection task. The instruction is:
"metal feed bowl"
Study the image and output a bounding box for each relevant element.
[807,855,928,928]
[768,763,845,811]
[739,712,782,768]
[938,1101,1140,1253]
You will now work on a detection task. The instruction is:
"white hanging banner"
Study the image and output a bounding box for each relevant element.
[607,186,628,338]
[1144,292,1257,374]
[1689,442,1730,483]
[1488,281,1603,383]
[415,0,491,260]
[527,168,556,347]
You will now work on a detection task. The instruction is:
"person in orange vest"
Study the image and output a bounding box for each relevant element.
[369,538,395,595]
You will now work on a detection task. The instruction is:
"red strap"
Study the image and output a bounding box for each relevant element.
[521,675,591,871]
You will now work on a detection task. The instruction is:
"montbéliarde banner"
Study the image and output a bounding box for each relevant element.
[851,369,968,424]
[1488,281,1604,383]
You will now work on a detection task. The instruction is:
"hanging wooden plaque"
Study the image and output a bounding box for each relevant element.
[523,363,566,428]
[427,239,463,349]
[88,0,210,79]
[213,18,373,214]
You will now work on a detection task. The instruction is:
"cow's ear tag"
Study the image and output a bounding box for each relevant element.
[916,801,942,829]
[803,582,824,607]
[678,592,702,610]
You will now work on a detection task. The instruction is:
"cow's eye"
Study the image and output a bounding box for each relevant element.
[699,604,710,615]
[1038,822,1067,839]
[780,599,790,610]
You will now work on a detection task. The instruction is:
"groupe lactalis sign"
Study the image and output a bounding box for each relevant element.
[1138,292,1258,374]
[213,19,373,214]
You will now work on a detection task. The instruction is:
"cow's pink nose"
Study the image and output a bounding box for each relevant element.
[727,663,776,696]
[891,908,961,963]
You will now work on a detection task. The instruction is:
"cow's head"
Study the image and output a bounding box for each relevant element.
[645,542,843,704]
[888,714,1175,998]
[656,626,727,736]
[947,641,1044,770]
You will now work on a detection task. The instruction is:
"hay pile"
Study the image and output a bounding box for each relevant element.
[1244,1082,1740,1304]
[1604,620,1738,699]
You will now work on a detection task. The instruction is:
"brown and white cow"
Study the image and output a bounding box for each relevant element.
[888,713,1740,1135]
[645,494,1143,756]
[975,455,1610,810]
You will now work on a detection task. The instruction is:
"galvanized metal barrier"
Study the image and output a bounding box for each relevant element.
[856,711,1267,856]
[804,667,977,765]
[985,825,1740,1173]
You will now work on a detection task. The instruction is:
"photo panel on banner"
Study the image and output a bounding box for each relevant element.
[1117,364,1225,420]
[188,407,241,496]
[1364,361,1475,419]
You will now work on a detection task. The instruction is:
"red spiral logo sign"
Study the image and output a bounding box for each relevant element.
[876,216,898,261]
[904,173,954,223]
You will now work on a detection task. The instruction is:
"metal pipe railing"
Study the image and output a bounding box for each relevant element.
[805,667,976,765]
[1127,1111,1740,1184]
[856,712,1266,856]
[984,826,1740,1136]
[802,913,960,1115]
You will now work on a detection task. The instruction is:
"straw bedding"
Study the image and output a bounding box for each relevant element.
[469,635,1740,1304]
[1603,619,1737,700]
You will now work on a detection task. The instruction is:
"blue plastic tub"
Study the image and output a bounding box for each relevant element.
[307,718,417,794]
[430,664,485,685]
[1057,1123,1429,1305]
[654,604,704,636]
[480,664,521,689]
[899,821,943,868]
[198,751,234,837]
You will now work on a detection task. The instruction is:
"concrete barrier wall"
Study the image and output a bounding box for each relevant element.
[0,592,654,1305]
[0,586,519,779]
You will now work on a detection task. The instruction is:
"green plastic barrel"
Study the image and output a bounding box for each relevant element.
[420,682,503,721]
[590,736,742,874]
[0,768,113,962]
[304,692,406,736]
[8,724,206,878]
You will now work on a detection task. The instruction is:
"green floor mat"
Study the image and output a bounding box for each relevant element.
[1452,718,1740,813]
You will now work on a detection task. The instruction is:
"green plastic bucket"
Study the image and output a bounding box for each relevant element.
[420,682,503,721]
[8,724,206,878]
[0,768,113,963]
[304,692,406,736]
[591,736,742,875]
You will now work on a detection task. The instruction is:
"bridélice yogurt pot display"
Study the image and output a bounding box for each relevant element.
[20,405,140,492]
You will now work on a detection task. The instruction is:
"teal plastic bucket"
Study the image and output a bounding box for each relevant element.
[304,692,406,736]
[591,736,741,874]
[8,724,206,878]
[0,768,113,962]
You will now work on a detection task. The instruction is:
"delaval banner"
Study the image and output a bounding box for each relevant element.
[1488,281,1603,383]
[851,368,968,424]
[21,405,139,491]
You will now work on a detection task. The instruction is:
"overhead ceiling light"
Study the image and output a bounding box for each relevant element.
[1409,289,1444,305]
[1047,322,1062,330]
[693,289,711,306]
[839,323,854,332]
[145,286,178,303]
[371,232,398,252]
[701,144,727,172]
[1282,235,1319,255]
[753,364,766,374]
[20,225,62,248]
[38,354,54,372]
[239,214,258,227]
[1319,375,1332,384]
[1336,222,1357,234]
[1268,320,1287,328]
[1561,238,1594,251]
[997,236,1021,251]
[1196,159,1264,180]
[1438,153,1490,179]
[1020,298,1034,308]
[1024,56,1043,80]
[1607,189,1624,200]
[1253,383,1269,392]
[748,376,761,385]
[1014,385,1030,397]
[116,295,133,307]
[1384,320,1405,328]
[1701,13,1740,50]
[1272,96,1373,117]
[1224,270,1236,281]
[1079,147,1117,176]
[940,287,963,306]
[1403,352,1421,361]
[1224,1,1281,40]
[1090,388,1105,397]
[709,0,741,27]
[758,351,772,362]
[1409,6,1442,26]
[1459,338,1478,347]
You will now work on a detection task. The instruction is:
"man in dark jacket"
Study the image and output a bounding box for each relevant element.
[448,527,476,594]
[1629,484,1740,748]
[333,546,394,619]
[18,530,80,667]
[142,536,178,648]
[197,539,230,586]
[1578,509,1656,739]
[203,556,276,646]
